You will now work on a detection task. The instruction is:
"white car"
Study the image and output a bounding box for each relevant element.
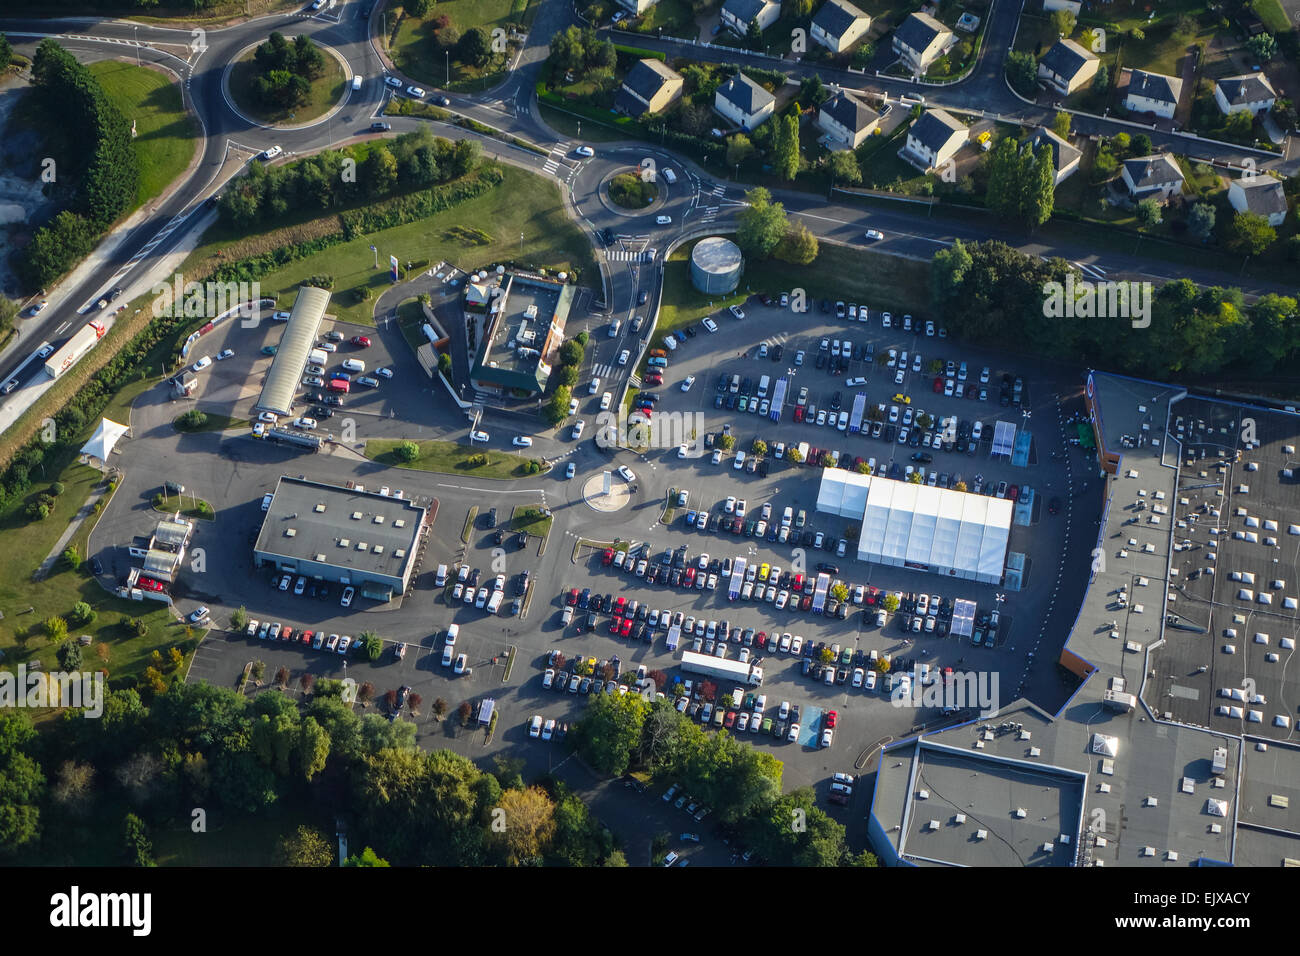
[542,719,555,740]
[600,391,613,411]
[259,145,282,161]
[733,451,745,470]
[405,85,426,98]
[258,411,278,424]
[618,465,635,482]
[702,318,718,333]
[575,145,595,157]
[384,76,403,88]
[471,430,490,442]
[252,422,266,438]
[318,341,338,353]
[864,229,884,241]
[453,653,468,674]
[618,349,630,366]
[293,417,317,430]
[681,375,695,392]
[190,356,211,372]
[375,367,394,379]
[725,496,737,513]
[340,586,354,607]
[728,305,745,320]
[216,349,234,360]
[529,715,543,738]
[513,436,533,447]
[656,215,672,225]
[571,420,585,439]
[677,443,689,458]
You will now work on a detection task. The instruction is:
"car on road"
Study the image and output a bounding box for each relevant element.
[618,349,630,366]
[216,349,235,361]
[384,76,402,88]
[471,430,490,442]
[575,145,595,157]
[369,121,391,132]
[681,375,695,392]
[259,145,282,161]
[25,301,48,317]
[512,436,533,447]
[190,356,211,372]
[566,462,577,479]
[656,215,672,225]
[864,229,884,241]
[405,85,426,98]
[375,367,394,379]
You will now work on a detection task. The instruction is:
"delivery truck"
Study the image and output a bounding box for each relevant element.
[811,572,830,614]
[44,320,106,379]
[680,649,762,685]
[848,393,867,434]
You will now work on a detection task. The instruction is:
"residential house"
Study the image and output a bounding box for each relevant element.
[1042,0,1081,14]
[721,0,782,36]
[714,72,776,131]
[1123,69,1181,119]
[615,59,684,118]
[615,0,659,13]
[1228,176,1288,226]
[1021,126,1082,186]
[1038,38,1099,95]
[817,88,880,149]
[1120,153,1184,201]
[811,0,872,53]
[892,12,952,73]
[1214,73,1277,115]
[899,108,967,173]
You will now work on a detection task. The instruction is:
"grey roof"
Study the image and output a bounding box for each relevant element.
[894,11,947,53]
[820,88,879,134]
[1232,176,1288,217]
[908,108,966,155]
[723,0,771,26]
[255,476,426,581]
[1022,126,1081,174]
[716,72,775,116]
[1039,38,1097,81]
[254,285,328,417]
[1123,153,1183,190]
[1126,69,1182,105]
[469,274,574,393]
[622,58,680,102]
[1216,72,1277,106]
[812,0,869,41]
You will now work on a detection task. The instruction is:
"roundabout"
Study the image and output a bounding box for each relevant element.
[581,471,633,513]
[223,38,351,130]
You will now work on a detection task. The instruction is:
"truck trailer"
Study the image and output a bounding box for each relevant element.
[811,572,830,614]
[44,320,106,379]
[728,557,747,601]
[848,393,867,434]
[768,377,788,423]
[679,649,762,685]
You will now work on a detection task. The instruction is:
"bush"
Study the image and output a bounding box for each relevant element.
[394,440,420,463]
[57,640,82,670]
[50,482,65,496]
[608,172,656,209]
[175,410,208,431]
[68,601,96,626]
[304,274,335,290]
[62,546,81,571]
[44,616,68,642]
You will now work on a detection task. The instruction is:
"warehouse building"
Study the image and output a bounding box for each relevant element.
[254,286,330,418]
[816,470,1012,583]
[253,476,427,600]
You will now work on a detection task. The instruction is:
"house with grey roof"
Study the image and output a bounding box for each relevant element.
[1021,126,1082,187]
[892,12,952,72]
[1123,69,1182,119]
[817,88,880,149]
[1120,153,1184,200]
[1214,73,1277,115]
[1228,176,1288,226]
[899,108,967,173]
[721,0,781,35]
[714,72,776,130]
[810,0,871,53]
[1037,38,1099,95]
[614,0,659,12]
[615,59,684,118]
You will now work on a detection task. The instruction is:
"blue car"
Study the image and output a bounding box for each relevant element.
[648,357,668,368]
[675,330,687,342]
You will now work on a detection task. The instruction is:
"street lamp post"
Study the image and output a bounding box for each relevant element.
[134,26,139,66]
[445,51,450,86]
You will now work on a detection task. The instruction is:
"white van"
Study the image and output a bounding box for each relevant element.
[662,168,677,184]
[308,348,328,367]
[341,358,366,373]
[351,75,362,91]
[731,687,744,709]
[757,375,770,398]
[486,590,504,614]
[435,564,448,586]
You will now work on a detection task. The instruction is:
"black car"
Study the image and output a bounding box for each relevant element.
[726,394,738,409]
[772,344,784,362]
[830,392,842,411]
[493,529,504,546]
[485,507,497,528]
[638,290,648,305]
[684,326,696,338]
[911,452,932,463]
[370,122,392,132]
[815,353,828,369]
[818,563,839,574]
[714,394,725,408]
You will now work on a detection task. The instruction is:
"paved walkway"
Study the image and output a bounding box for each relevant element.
[33,482,109,581]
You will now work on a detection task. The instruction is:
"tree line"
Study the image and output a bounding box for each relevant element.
[20,40,140,290]
[218,127,481,229]
[931,239,1300,383]
[0,680,624,867]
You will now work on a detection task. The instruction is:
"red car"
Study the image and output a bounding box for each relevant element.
[684,567,696,587]
[609,617,622,635]
[351,335,371,348]
[793,573,805,592]
[756,631,767,648]
[281,627,295,642]
[800,595,813,612]
[566,588,579,606]
[619,618,633,638]
[724,711,737,729]
[602,548,615,566]
[1008,485,1020,501]
[933,376,944,393]
[793,406,805,423]
[301,630,314,645]
[826,710,838,729]
[614,596,627,616]
[643,374,663,386]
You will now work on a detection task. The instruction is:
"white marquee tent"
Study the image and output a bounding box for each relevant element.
[816,470,1013,584]
[80,418,129,467]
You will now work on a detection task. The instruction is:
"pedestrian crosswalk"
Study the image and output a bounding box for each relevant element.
[542,142,570,176]
[592,363,617,379]
[707,183,726,198]
[605,250,653,262]
[700,205,720,223]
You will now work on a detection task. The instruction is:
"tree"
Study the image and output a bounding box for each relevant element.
[1129,27,1144,41]
[1188,202,1216,241]
[798,74,828,107]
[342,847,391,866]
[772,113,801,181]
[1246,33,1277,62]
[830,583,849,603]
[122,813,154,867]
[828,150,861,187]
[544,385,573,425]
[1130,133,1152,157]
[1005,51,1037,97]
[1135,197,1163,226]
[52,760,95,814]
[406,0,430,14]
[433,698,449,720]
[573,692,647,776]
[0,34,12,71]
[1049,8,1076,37]
[62,546,81,571]
[1051,111,1072,138]
[494,786,557,864]
[231,606,249,632]
[394,440,420,463]
[359,631,384,661]
[363,145,398,198]
[736,187,788,259]
[726,133,755,168]
[883,592,900,612]
[786,445,803,463]
[459,27,492,67]
[1228,211,1276,256]
[277,825,334,866]
[1094,62,1110,93]
[776,219,819,264]
[44,616,68,642]
[57,641,82,671]
[558,339,584,366]
[717,433,735,451]
[746,19,763,49]
[751,439,768,456]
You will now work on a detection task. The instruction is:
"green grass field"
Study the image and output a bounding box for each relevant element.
[234,165,595,326]
[88,59,197,209]
[391,0,538,91]
[227,50,346,125]
[366,438,550,479]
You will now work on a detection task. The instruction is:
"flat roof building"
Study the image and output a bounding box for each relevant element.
[253,476,428,600]
[468,272,574,395]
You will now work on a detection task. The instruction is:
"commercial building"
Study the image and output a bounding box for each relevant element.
[467,271,574,395]
[815,469,1013,584]
[253,476,428,600]
[254,285,329,418]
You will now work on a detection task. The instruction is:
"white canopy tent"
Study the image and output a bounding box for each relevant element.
[817,470,1013,584]
[80,418,129,467]
[991,420,1017,458]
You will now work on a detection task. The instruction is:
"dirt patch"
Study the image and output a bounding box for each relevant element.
[0,76,54,297]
